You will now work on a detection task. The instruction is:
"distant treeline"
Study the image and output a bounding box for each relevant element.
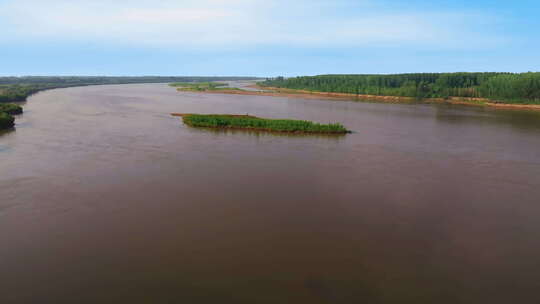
[261,73,540,104]
[0,76,259,86]
[0,76,259,103]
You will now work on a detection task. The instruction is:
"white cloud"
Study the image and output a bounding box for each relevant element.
[0,0,504,49]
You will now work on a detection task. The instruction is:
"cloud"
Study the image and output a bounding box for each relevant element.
[0,0,504,49]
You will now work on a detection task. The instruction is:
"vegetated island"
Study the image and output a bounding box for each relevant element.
[171,113,350,134]
[170,82,246,92]
[171,73,540,111]
[0,103,23,129]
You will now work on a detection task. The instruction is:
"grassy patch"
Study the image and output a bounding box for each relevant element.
[169,82,246,92]
[169,82,228,91]
[0,103,23,115]
[462,99,487,105]
[178,114,350,134]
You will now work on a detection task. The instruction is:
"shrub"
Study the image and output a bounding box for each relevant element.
[0,112,15,129]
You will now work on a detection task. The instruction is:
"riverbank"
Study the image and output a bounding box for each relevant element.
[184,84,540,111]
[261,86,540,110]
[260,73,540,109]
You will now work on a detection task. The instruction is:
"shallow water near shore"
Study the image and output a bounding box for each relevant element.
[1,83,540,303]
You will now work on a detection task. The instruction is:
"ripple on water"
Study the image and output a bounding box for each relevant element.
[1,83,540,304]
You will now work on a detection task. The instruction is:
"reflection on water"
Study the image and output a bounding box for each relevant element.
[0,128,15,137]
[1,84,540,303]
[434,104,540,131]
[183,125,349,140]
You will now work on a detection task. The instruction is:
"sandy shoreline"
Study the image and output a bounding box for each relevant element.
[182,85,540,111]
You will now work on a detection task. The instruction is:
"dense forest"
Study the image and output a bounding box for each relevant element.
[0,76,259,103]
[261,73,540,104]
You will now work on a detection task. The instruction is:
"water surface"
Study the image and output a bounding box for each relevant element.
[1,84,540,303]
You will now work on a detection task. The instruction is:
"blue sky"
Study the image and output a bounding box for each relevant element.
[0,0,538,77]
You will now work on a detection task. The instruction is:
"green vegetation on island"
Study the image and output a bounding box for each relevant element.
[261,73,540,104]
[170,82,244,92]
[170,82,227,91]
[176,114,350,134]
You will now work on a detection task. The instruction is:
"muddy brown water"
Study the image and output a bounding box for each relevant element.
[1,83,540,303]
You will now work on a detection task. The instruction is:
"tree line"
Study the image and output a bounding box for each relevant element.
[261,73,540,104]
[0,76,260,103]
[0,76,259,85]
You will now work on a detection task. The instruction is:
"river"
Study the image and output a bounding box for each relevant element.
[1,83,540,303]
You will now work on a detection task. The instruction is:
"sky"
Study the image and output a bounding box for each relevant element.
[0,0,539,77]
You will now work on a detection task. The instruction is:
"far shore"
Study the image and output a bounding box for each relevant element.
[182,84,540,112]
